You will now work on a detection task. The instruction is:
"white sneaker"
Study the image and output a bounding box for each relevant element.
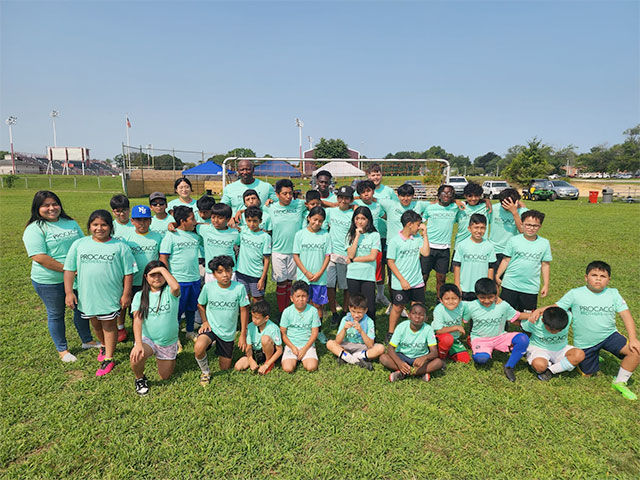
[401,309,409,318]
[60,352,77,363]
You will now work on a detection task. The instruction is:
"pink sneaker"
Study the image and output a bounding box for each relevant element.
[97,347,106,362]
[96,360,115,377]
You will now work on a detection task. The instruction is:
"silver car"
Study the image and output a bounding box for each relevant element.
[482,180,510,199]
[448,176,468,197]
[549,180,579,200]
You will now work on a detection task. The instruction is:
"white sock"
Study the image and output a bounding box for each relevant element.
[117,324,125,330]
[196,355,210,374]
[354,350,367,360]
[340,351,357,364]
[615,367,632,384]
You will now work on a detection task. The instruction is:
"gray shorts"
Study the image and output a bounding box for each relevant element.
[341,342,368,354]
[327,259,348,289]
[271,252,297,282]
[142,336,178,361]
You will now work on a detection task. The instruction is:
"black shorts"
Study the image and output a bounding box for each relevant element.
[201,331,234,359]
[252,349,267,364]
[390,287,426,306]
[462,291,477,301]
[579,332,627,375]
[490,253,507,273]
[500,286,538,312]
[420,248,450,275]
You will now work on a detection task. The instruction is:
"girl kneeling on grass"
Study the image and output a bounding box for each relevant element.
[64,210,136,377]
[129,261,181,396]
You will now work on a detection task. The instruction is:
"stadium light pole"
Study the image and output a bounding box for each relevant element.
[307,135,313,150]
[50,110,59,147]
[295,118,303,159]
[6,116,17,174]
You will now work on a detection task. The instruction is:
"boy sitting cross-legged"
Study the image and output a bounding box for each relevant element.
[326,294,384,370]
[380,303,444,382]
[235,300,282,374]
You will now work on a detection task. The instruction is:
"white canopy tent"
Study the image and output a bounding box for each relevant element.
[313,161,365,177]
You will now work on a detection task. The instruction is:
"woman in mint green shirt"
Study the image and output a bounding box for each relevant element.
[22,191,96,363]
[346,206,380,321]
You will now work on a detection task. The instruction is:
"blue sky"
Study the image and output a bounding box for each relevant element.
[1,1,638,162]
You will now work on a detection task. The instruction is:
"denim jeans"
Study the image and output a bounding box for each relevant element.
[31,281,93,351]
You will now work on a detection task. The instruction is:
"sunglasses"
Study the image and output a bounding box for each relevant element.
[150,201,166,206]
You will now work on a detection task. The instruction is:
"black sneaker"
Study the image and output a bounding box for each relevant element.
[356,358,373,371]
[537,369,553,381]
[331,312,341,326]
[135,375,149,396]
[503,365,516,382]
[385,332,393,344]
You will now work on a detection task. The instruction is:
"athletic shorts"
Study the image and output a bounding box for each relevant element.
[236,271,265,298]
[341,342,368,354]
[141,336,178,361]
[327,259,348,289]
[420,248,450,275]
[490,253,507,274]
[390,287,425,306]
[462,292,477,301]
[271,252,296,283]
[178,280,201,315]
[579,331,627,375]
[309,285,329,305]
[80,310,120,321]
[470,332,520,356]
[201,330,234,359]
[252,349,267,364]
[500,286,538,312]
[526,344,574,366]
[396,351,417,366]
[282,345,317,361]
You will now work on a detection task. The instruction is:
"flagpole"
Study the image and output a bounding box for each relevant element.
[125,113,131,171]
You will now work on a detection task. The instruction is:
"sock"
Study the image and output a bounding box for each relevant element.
[505,333,529,368]
[615,367,633,384]
[549,356,575,374]
[196,355,210,374]
[340,351,357,364]
[117,324,125,330]
[276,285,288,313]
[473,352,491,364]
[354,350,367,360]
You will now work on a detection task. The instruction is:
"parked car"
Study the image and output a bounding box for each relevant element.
[549,180,579,200]
[482,180,510,199]
[448,176,468,197]
[406,179,427,199]
[522,179,555,201]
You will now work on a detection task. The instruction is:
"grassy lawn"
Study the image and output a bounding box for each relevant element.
[1,190,639,479]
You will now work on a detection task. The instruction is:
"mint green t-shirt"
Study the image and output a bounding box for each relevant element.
[221,179,277,214]
[489,205,528,254]
[374,184,397,238]
[196,224,240,273]
[431,303,466,340]
[23,218,84,284]
[337,313,376,344]
[280,303,321,348]
[64,237,137,316]
[236,227,271,278]
[167,198,199,216]
[268,199,306,254]
[354,200,384,233]
[131,288,180,346]
[501,234,552,295]
[123,230,162,286]
[423,202,459,247]
[379,199,425,242]
[325,207,354,256]
[463,300,519,340]
[346,231,380,281]
[159,230,202,282]
[293,228,332,285]
[112,219,135,240]
[198,280,250,342]
[556,286,628,349]
[452,237,497,293]
[386,233,424,290]
[455,202,490,244]
[390,320,437,358]
[150,214,175,238]
[521,316,571,351]
[247,320,282,351]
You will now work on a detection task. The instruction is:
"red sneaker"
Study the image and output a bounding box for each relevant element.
[117,328,127,343]
[97,347,106,362]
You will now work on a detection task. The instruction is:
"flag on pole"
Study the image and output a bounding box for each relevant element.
[126,116,131,128]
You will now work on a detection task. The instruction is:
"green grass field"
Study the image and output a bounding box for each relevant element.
[1,189,639,479]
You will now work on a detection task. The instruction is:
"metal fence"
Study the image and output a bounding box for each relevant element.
[0,174,123,192]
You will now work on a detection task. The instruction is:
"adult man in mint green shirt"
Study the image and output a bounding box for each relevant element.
[221,160,277,214]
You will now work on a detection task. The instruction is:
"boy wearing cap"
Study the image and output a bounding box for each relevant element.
[326,185,355,324]
[149,192,174,238]
[123,205,163,303]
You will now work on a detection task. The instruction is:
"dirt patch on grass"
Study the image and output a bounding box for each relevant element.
[66,370,85,384]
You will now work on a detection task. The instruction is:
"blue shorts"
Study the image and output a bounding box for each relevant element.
[178,280,201,317]
[396,351,416,366]
[236,271,265,298]
[309,284,328,306]
[579,331,627,375]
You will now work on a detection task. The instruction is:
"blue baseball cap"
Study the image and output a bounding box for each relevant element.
[131,205,151,219]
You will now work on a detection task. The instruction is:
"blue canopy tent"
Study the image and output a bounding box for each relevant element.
[253,160,301,177]
[182,161,224,176]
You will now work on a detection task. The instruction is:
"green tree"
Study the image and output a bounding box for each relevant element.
[313,138,350,159]
[154,154,184,170]
[503,138,553,184]
[474,152,502,173]
[548,145,578,175]
[228,148,256,158]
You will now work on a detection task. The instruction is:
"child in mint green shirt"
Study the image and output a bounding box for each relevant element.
[236,206,272,302]
[431,284,470,363]
[280,281,321,373]
[234,300,282,374]
[379,303,443,382]
[197,203,240,282]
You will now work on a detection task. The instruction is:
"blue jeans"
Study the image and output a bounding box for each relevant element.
[32,281,93,351]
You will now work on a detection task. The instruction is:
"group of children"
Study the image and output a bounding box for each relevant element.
[46,164,638,400]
